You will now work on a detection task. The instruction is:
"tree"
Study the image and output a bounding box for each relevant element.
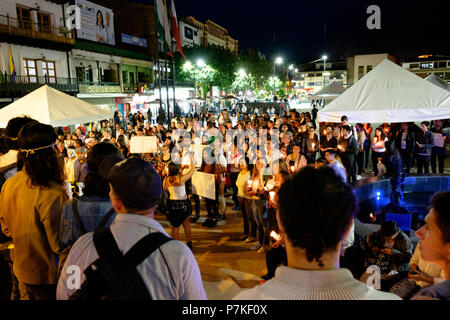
[174,45,238,92]
[231,69,256,95]
[265,76,284,96]
[180,61,216,99]
[238,49,273,90]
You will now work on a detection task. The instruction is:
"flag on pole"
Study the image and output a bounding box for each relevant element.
[155,0,172,56]
[170,0,186,59]
[9,46,16,83]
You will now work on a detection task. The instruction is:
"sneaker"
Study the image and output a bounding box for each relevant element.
[261,273,273,281]
[218,214,226,221]
[257,246,266,254]
[244,237,256,243]
[191,216,199,223]
[357,175,362,180]
[208,219,217,228]
[250,243,262,250]
[202,218,211,227]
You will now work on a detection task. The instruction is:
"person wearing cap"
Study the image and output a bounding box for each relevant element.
[57,156,206,300]
[0,122,69,300]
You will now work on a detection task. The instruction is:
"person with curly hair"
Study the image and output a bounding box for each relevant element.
[234,166,401,300]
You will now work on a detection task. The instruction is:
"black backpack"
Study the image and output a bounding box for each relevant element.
[69,227,172,300]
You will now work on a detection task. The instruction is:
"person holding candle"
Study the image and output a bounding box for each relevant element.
[236,157,257,243]
[302,127,320,165]
[371,127,387,176]
[285,144,307,174]
[320,125,338,159]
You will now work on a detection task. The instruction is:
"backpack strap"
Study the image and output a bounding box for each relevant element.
[95,208,116,232]
[72,198,87,235]
[120,232,173,270]
[93,227,122,261]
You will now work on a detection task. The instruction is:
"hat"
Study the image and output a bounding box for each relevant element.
[99,156,162,211]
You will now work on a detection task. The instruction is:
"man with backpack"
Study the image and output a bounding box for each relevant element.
[56,156,206,300]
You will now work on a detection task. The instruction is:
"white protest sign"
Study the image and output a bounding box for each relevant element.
[192,144,207,168]
[191,171,215,200]
[129,136,158,154]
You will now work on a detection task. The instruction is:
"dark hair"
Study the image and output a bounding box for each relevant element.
[342,125,351,133]
[277,166,358,267]
[83,142,123,198]
[341,115,348,122]
[5,116,37,150]
[168,162,180,177]
[431,191,450,243]
[96,10,104,28]
[17,122,64,188]
[380,220,399,237]
[421,121,430,128]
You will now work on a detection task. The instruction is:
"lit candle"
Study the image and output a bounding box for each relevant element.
[291,166,295,173]
[269,191,275,201]
[323,130,327,135]
[338,144,343,151]
[312,142,316,149]
[270,230,281,242]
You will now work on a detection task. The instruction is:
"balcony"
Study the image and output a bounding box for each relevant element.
[0,14,75,46]
[122,82,154,94]
[0,75,79,98]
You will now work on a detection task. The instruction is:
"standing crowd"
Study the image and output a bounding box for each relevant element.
[0,106,449,300]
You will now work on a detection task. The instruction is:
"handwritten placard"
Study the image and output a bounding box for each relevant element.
[129,136,158,154]
[191,171,215,200]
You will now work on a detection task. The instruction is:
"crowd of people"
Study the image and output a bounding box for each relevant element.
[0,106,449,301]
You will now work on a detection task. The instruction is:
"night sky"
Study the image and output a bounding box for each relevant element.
[128,0,450,64]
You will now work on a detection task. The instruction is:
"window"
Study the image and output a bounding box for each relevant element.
[122,71,129,84]
[37,12,51,33]
[444,72,450,80]
[420,63,433,69]
[194,30,198,37]
[76,66,84,82]
[16,6,32,29]
[315,82,322,86]
[410,63,420,69]
[436,62,446,68]
[23,59,37,83]
[42,61,56,83]
[307,73,315,77]
[315,73,322,77]
[184,26,194,40]
[358,66,364,80]
[308,82,315,86]
[129,72,135,84]
[367,65,373,73]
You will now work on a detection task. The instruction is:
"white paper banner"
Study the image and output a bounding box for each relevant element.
[129,136,158,154]
[191,171,215,200]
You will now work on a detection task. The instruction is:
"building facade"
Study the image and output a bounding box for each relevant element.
[347,53,397,85]
[293,60,348,97]
[401,55,450,81]
[0,0,77,106]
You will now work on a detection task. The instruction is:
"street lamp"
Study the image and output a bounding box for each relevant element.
[322,55,328,87]
[274,56,283,75]
[196,59,205,68]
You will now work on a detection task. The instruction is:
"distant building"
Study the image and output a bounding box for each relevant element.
[401,54,450,82]
[179,16,238,54]
[346,53,397,85]
[293,60,348,97]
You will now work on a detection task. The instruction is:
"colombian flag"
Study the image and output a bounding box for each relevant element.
[9,46,16,83]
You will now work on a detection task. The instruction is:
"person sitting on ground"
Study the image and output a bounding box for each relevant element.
[360,220,413,292]
[233,166,401,300]
[57,156,207,300]
[412,191,450,300]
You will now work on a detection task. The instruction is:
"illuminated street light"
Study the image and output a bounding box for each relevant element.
[196,59,205,67]
[274,57,283,75]
[322,55,328,88]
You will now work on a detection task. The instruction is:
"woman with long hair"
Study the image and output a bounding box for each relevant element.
[372,127,387,176]
[0,122,69,300]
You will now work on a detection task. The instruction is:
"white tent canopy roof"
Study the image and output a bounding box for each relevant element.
[0,85,113,128]
[425,74,450,91]
[312,81,346,99]
[318,59,450,123]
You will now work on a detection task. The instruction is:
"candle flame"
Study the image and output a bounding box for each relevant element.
[270,231,281,241]
[269,191,275,200]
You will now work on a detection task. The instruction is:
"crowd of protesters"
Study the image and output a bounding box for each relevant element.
[0,105,449,300]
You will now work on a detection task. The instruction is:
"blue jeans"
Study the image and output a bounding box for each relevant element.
[252,199,267,246]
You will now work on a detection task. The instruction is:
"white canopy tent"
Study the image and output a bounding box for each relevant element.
[425,74,450,91]
[311,81,346,100]
[318,59,450,123]
[0,85,114,128]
